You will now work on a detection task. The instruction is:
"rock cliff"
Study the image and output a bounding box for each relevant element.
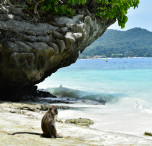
[0,2,115,95]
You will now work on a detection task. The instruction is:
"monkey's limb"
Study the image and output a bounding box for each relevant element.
[49,125,57,138]
[51,125,63,138]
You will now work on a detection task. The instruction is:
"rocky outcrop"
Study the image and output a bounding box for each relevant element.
[65,118,94,127]
[0,3,115,95]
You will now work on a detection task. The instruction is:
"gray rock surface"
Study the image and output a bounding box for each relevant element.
[0,3,115,93]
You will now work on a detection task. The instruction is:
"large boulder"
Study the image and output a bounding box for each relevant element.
[0,3,115,94]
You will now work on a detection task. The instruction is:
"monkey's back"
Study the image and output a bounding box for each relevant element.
[41,111,54,137]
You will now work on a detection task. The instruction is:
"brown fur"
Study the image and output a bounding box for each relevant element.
[41,105,60,138]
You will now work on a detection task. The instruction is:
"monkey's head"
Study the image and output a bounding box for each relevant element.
[49,105,58,115]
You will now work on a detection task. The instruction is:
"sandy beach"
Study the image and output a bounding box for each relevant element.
[0,100,152,146]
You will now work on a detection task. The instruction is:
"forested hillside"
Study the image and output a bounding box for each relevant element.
[80,28,152,58]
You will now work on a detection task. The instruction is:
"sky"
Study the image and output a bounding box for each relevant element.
[109,0,152,31]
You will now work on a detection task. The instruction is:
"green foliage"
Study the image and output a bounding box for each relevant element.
[40,0,86,16]
[80,28,152,58]
[17,0,139,28]
[39,0,139,28]
[67,0,87,5]
[96,0,140,28]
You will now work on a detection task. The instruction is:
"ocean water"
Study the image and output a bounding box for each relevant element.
[38,58,152,137]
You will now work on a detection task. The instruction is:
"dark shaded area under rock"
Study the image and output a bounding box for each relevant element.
[0,86,56,101]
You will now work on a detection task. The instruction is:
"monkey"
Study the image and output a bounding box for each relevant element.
[8,105,62,138]
[41,105,62,138]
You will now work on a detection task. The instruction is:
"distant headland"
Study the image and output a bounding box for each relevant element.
[80,28,152,59]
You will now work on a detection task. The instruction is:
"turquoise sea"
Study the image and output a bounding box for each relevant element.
[38,58,152,136]
[38,58,152,103]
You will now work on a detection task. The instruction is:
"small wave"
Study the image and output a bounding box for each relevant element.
[46,86,119,104]
[109,97,152,113]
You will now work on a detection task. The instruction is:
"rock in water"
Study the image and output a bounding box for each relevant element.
[144,132,152,136]
[65,118,94,127]
[0,3,115,96]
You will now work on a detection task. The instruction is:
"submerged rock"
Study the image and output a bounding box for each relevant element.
[0,3,115,97]
[65,118,94,127]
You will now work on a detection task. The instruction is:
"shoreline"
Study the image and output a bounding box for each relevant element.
[79,57,152,60]
[1,100,152,145]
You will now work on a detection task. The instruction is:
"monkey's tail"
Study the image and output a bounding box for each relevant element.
[8,132,42,136]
